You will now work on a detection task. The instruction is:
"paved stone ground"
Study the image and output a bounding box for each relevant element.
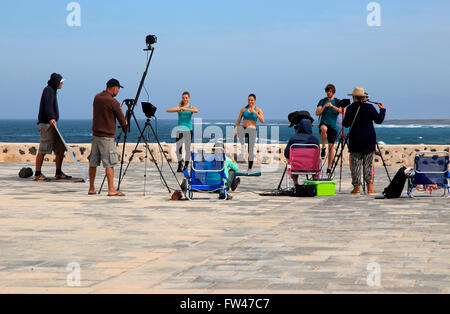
[0,162,448,293]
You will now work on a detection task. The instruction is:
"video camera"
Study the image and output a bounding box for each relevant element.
[337,98,351,108]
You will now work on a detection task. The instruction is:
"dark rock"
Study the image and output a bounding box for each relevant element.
[3,148,7,153]
[80,147,86,155]
[19,149,25,155]
[29,147,37,155]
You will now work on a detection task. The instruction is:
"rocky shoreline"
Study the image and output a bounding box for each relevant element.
[1,143,449,167]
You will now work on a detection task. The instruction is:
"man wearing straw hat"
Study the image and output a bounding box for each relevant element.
[342,87,386,195]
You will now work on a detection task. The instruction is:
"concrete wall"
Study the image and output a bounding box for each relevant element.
[1,143,449,167]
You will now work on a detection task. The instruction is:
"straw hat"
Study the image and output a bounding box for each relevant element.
[348,87,369,97]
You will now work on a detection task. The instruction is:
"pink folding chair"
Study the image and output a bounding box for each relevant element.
[286,144,321,187]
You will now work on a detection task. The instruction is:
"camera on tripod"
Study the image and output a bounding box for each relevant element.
[145,35,157,50]
[337,99,351,108]
[142,102,157,118]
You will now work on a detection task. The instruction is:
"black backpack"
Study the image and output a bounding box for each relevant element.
[382,166,407,198]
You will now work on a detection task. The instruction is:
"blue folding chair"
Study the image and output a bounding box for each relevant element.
[183,148,228,200]
[407,151,449,198]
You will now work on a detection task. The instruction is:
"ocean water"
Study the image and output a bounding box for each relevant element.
[0,119,449,145]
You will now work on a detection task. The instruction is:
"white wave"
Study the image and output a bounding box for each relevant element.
[376,124,450,128]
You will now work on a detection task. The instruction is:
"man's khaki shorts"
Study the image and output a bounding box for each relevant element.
[88,136,119,168]
[38,123,66,155]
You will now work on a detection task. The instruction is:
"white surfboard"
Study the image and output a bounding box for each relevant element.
[54,125,88,182]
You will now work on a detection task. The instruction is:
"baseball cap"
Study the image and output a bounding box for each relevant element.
[106,78,124,89]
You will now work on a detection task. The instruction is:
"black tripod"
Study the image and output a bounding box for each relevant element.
[99,39,185,197]
[327,107,349,192]
[328,104,392,193]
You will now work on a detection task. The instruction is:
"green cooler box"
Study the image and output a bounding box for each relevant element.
[304,180,336,196]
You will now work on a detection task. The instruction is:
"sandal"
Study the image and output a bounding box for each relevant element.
[34,174,51,182]
[55,172,73,180]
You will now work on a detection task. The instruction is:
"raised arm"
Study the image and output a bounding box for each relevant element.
[371,103,386,124]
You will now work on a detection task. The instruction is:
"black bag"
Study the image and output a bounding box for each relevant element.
[382,166,407,198]
[18,167,34,178]
[293,184,316,197]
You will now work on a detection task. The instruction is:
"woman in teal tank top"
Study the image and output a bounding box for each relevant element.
[166,91,199,172]
[234,94,265,172]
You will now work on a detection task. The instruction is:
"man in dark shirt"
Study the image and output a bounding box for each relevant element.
[34,73,71,181]
[88,79,128,196]
[315,84,343,175]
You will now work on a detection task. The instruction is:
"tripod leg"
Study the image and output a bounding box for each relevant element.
[339,147,344,192]
[329,137,346,180]
[277,164,287,191]
[143,132,171,193]
[118,130,144,190]
[376,143,391,183]
[144,126,149,196]
[99,130,123,194]
[148,121,186,196]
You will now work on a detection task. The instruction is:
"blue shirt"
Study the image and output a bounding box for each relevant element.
[178,105,193,131]
[243,107,258,122]
[317,98,340,131]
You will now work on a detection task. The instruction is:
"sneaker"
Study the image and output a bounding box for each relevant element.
[176,161,183,173]
[321,148,326,159]
[219,192,232,200]
[326,168,332,175]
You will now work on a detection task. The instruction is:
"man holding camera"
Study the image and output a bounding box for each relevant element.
[343,87,386,195]
[316,84,343,174]
[34,73,71,181]
[88,79,128,196]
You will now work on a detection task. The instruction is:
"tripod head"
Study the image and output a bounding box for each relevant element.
[122,99,136,133]
[123,99,136,108]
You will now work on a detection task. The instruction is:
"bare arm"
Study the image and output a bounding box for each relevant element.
[316,106,324,116]
[166,106,181,113]
[233,108,245,138]
[256,108,265,123]
[235,108,245,127]
[181,106,198,113]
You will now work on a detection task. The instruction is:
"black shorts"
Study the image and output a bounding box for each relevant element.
[319,125,337,143]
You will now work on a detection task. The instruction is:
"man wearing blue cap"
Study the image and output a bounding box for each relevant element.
[88,79,128,196]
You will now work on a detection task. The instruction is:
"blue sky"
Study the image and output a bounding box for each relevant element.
[1,0,449,120]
